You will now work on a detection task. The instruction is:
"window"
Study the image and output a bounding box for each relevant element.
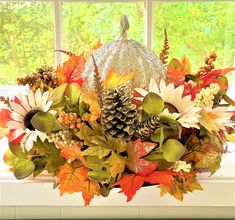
[0,0,235,177]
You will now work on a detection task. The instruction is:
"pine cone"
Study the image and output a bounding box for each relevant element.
[135,115,160,139]
[17,66,57,92]
[102,84,137,139]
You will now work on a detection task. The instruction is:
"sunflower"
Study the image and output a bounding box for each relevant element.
[199,105,234,133]
[135,79,201,128]
[6,89,53,151]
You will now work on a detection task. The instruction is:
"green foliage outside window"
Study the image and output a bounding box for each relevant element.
[0,1,234,85]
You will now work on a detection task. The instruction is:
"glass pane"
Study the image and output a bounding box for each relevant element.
[62,2,144,55]
[153,2,235,71]
[0,2,55,85]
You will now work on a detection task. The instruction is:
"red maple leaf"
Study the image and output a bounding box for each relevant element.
[112,163,180,202]
[56,53,86,86]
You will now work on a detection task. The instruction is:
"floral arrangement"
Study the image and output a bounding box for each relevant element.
[1,37,235,206]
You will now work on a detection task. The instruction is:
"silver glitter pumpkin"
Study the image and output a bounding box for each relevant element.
[82,15,166,88]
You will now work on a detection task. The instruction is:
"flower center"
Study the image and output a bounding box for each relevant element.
[164,102,179,113]
[24,109,42,130]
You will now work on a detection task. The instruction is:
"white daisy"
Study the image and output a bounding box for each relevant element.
[135,79,201,128]
[199,104,234,133]
[6,89,52,151]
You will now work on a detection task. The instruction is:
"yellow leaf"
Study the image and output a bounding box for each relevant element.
[107,152,126,179]
[158,184,170,197]
[103,69,136,89]
[80,91,101,121]
[226,134,235,143]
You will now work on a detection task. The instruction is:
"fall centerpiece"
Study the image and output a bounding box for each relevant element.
[1,19,235,206]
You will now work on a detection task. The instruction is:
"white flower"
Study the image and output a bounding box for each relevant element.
[6,89,52,151]
[199,104,234,133]
[173,160,191,173]
[135,79,201,128]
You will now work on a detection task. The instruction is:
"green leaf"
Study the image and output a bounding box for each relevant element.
[9,142,27,158]
[67,83,81,105]
[82,145,112,159]
[144,153,164,161]
[88,170,110,182]
[3,148,19,166]
[49,83,67,106]
[142,92,164,115]
[160,116,182,138]
[162,139,186,162]
[13,158,35,180]
[155,159,174,170]
[85,155,108,171]
[31,112,64,133]
[151,127,179,146]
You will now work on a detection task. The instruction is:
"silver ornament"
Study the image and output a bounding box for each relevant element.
[82,14,166,89]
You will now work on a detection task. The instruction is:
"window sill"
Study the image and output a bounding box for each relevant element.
[0,172,234,207]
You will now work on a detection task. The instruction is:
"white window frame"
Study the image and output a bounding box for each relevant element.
[0,0,235,207]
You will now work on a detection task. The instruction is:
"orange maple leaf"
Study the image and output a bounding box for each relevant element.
[103,69,136,89]
[80,91,101,121]
[167,56,191,82]
[56,53,86,86]
[81,179,100,206]
[84,39,102,60]
[57,164,88,195]
[112,164,179,202]
[56,143,88,167]
[57,164,101,206]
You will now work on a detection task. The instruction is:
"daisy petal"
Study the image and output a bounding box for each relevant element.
[28,91,36,108]
[12,128,25,139]
[19,95,31,111]
[10,112,24,122]
[36,130,47,142]
[7,121,24,129]
[135,88,148,97]
[10,102,27,116]
[41,91,50,110]
[35,88,42,108]
[149,78,159,93]
[43,100,53,112]
[25,133,35,152]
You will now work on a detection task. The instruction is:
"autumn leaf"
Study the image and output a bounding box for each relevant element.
[80,91,101,121]
[82,145,111,159]
[57,164,100,206]
[57,164,88,195]
[127,138,157,173]
[84,39,102,60]
[167,56,191,82]
[103,69,136,89]
[107,152,126,179]
[112,164,179,202]
[56,143,88,167]
[56,53,86,86]
[81,179,100,206]
[0,108,11,128]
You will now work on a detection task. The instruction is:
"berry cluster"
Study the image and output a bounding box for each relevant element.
[58,111,83,131]
[195,83,220,107]
[197,52,217,76]
[173,160,191,173]
[47,130,81,147]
